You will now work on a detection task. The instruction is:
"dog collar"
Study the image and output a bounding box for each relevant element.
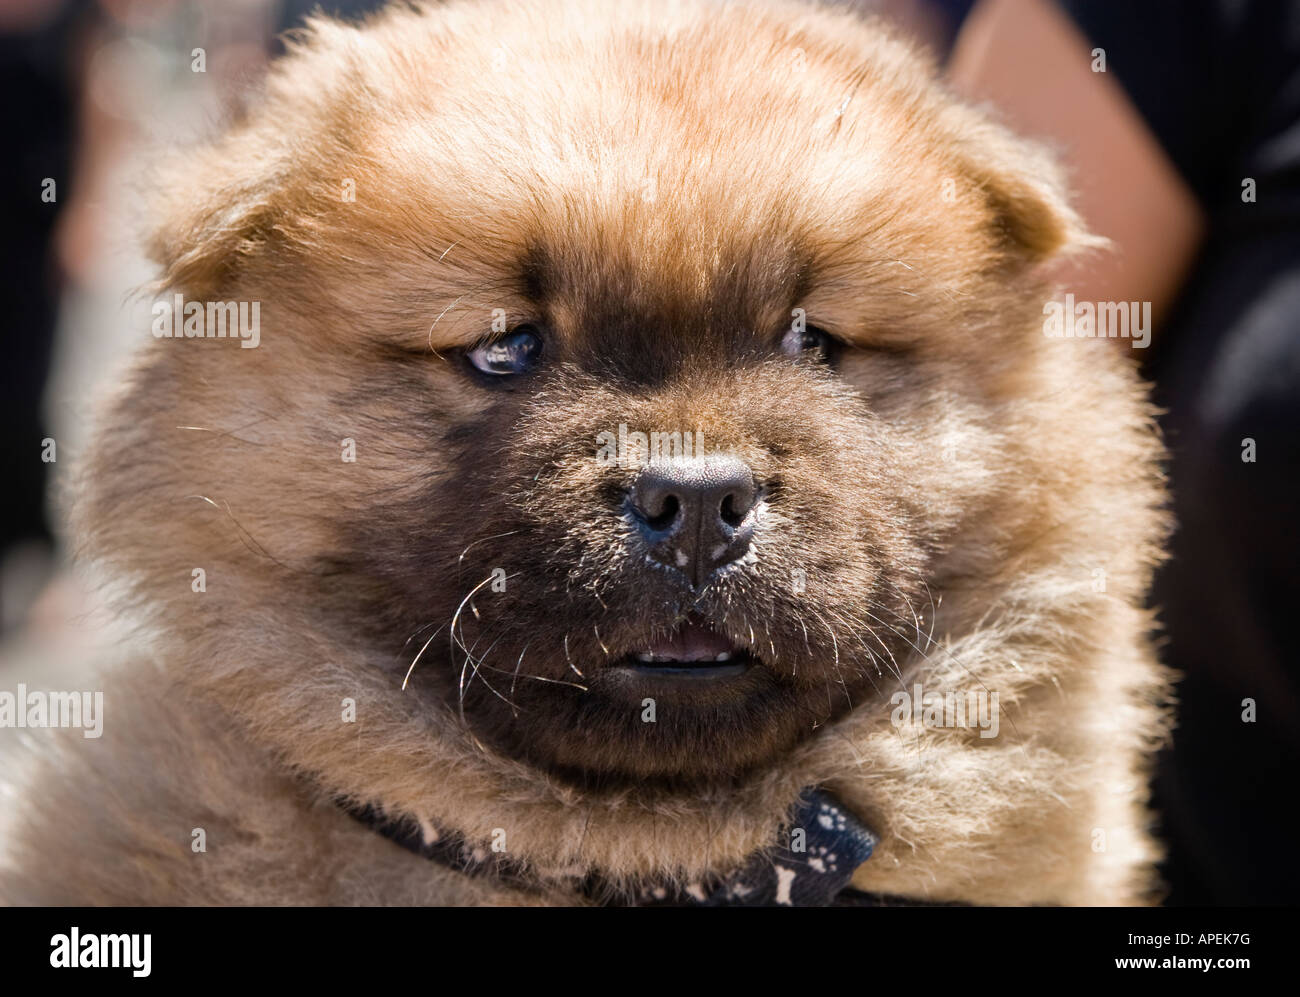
[344,788,898,906]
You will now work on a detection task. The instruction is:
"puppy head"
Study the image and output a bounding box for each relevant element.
[91,0,1093,792]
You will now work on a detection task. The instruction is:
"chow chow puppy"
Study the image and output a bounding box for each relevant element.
[0,0,1170,905]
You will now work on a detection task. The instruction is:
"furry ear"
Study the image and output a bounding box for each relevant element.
[142,14,384,299]
[143,144,289,298]
[952,114,1105,267]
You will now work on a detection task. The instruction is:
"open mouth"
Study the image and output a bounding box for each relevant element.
[619,617,754,679]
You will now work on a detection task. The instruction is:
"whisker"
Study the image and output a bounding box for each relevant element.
[475,660,588,693]
[510,641,532,703]
[457,530,520,569]
[450,573,503,725]
[563,633,584,678]
[403,622,449,690]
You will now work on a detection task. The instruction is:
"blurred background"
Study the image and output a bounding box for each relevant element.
[2,0,1296,905]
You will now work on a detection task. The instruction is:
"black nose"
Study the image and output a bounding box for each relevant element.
[626,455,759,585]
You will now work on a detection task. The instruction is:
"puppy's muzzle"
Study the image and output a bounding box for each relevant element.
[626,455,758,587]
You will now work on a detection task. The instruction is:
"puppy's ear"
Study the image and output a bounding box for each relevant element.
[144,144,287,298]
[143,16,376,298]
[952,113,1105,267]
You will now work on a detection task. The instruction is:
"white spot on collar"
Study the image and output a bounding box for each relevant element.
[774,865,797,905]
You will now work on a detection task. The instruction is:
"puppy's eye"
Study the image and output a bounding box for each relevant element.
[779,324,840,364]
[466,326,543,377]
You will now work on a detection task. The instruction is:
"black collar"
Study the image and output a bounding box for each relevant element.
[344,788,938,906]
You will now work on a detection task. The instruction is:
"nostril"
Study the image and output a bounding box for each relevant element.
[643,493,680,532]
[720,491,748,529]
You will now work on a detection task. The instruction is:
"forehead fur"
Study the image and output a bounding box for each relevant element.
[149,0,1087,355]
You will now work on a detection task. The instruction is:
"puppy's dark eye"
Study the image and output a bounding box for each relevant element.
[466,326,543,377]
[779,324,839,364]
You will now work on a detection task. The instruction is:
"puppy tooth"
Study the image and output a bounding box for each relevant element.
[715,652,732,662]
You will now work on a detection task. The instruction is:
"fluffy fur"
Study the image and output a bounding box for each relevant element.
[1,0,1170,905]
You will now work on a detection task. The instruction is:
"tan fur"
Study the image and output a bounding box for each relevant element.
[1,0,1170,906]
